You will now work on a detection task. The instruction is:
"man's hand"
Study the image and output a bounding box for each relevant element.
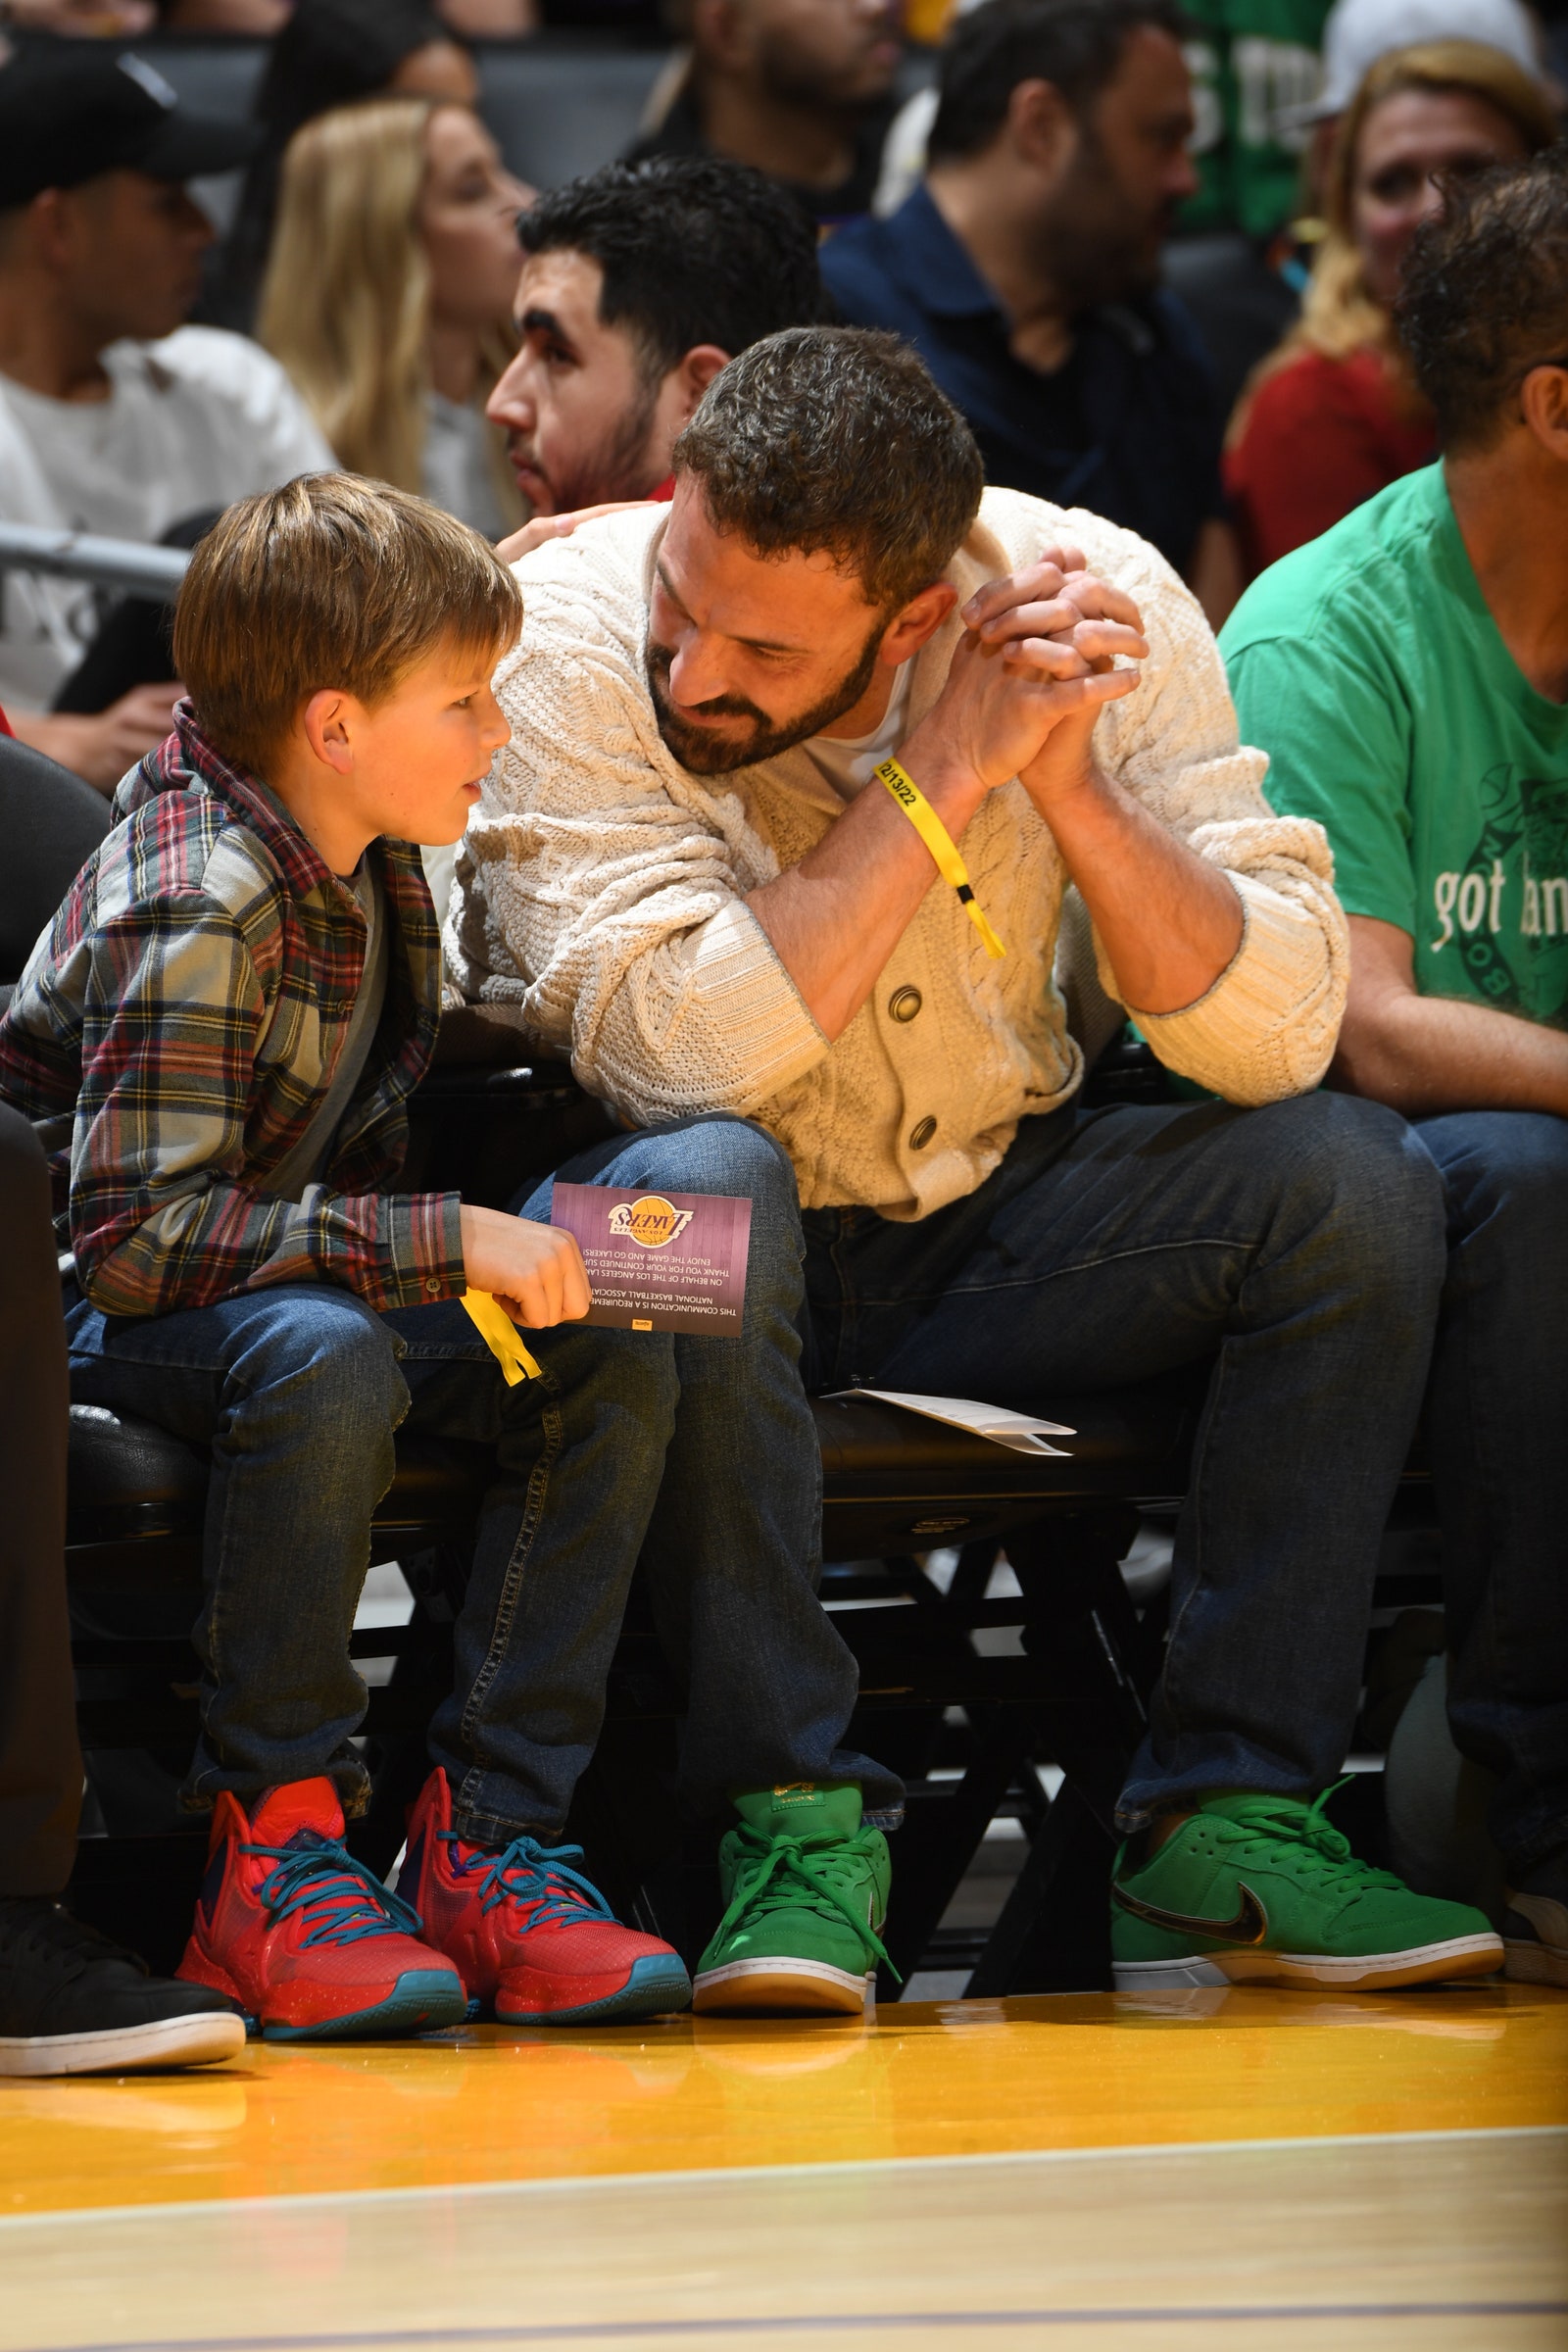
[11,684,182,795]
[459,1203,591,1328]
[496,502,658,567]
[906,552,1147,799]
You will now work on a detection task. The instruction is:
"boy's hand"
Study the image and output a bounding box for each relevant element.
[459,1204,591,1328]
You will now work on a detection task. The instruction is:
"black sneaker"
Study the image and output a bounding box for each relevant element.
[0,1897,246,2077]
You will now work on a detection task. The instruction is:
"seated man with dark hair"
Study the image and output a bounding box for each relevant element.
[821,0,1243,626]
[452,321,1502,1995]
[488,154,825,547]
[625,0,904,231]
[1222,143,1568,1989]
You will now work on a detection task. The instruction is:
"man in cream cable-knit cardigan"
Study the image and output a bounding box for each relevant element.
[451,328,1502,1998]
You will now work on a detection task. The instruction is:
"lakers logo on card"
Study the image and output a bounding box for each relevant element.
[608,1195,695,1249]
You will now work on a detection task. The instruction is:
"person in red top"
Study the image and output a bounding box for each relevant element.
[1225,38,1554,575]
[485,155,826,565]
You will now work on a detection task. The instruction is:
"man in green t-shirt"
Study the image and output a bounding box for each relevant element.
[1221,149,1568,1988]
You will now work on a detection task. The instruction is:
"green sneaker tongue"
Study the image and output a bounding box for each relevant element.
[1195,1790,1313,1827]
[732,1783,863,1838]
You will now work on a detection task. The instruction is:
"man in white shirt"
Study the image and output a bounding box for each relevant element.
[0,45,332,788]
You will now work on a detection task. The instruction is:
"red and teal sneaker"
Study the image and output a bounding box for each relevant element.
[402,1768,691,2026]
[1111,1788,1504,1990]
[176,1779,466,2040]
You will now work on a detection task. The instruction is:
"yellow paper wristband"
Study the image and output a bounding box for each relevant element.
[462,1287,543,1387]
[874,757,1005,959]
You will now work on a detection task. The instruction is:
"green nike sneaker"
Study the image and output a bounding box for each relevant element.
[1111,1788,1504,1990]
[693,1784,893,2016]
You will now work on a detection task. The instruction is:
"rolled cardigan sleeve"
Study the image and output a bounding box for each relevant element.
[1086,543,1348,1102]
[448,546,827,1123]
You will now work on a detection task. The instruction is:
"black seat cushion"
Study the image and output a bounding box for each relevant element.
[0,732,112,983]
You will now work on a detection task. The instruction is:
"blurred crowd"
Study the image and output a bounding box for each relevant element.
[0,0,1560,790]
[0,0,1561,790]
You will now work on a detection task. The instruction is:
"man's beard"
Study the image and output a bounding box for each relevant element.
[1044,133,1173,310]
[755,25,887,117]
[645,620,885,776]
[529,374,662,514]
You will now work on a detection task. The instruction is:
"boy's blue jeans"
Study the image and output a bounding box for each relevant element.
[67,1115,899,1845]
[1416,1110,1568,1881]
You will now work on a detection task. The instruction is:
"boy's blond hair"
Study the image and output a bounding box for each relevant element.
[173,472,523,774]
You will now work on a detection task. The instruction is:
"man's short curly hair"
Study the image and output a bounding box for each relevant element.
[1396,142,1568,453]
[672,326,986,612]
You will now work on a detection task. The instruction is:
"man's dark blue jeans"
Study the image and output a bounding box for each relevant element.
[1417,1110,1568,1883]
[67,1115,899,1846]
[801,1090,1448,1833]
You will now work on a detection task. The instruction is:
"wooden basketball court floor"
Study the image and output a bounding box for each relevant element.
[2,1983,1565,2352]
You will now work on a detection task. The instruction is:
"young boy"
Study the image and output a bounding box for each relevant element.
[0,476,898,2039]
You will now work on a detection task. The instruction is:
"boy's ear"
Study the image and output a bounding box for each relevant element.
[301,689,356,774]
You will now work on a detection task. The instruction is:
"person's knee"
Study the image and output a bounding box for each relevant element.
[1263,1093,1447,1299]
[1420,1111,1568,1270]
[640,1112,797,1204]
[224,1290,407,1438]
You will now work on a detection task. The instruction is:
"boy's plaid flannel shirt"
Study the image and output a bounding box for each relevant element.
[0,704,466,1319]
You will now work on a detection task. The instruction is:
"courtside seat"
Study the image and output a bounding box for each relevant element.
[57,1043,1438,1989]
[815,1385,1196,1560]
[66,1405,494,1597]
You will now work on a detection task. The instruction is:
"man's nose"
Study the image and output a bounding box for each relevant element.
[178,190,216,249]
[1167,144,1200,205]
[667,633,730,710]
[485,357,532,431]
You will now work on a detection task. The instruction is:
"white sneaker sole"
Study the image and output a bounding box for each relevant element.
[1113,1932,1504,1992]
[0,2009,247,2078]
[692,1958,874,2016]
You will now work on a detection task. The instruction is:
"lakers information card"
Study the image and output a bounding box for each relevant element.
[549,1183,753,1335]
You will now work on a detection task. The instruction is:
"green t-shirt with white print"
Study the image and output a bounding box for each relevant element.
[1220,463,1568,1029]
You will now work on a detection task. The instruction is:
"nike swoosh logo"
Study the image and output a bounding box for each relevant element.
[1111,1878,1269,1945]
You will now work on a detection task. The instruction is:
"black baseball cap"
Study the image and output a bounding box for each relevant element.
[0,44,264,212]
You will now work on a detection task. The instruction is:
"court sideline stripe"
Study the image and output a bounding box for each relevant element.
[2,2121,1562,2235]
[14,2303,1568,2352]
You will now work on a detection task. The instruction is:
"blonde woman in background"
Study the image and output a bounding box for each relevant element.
[262,96,531,542]
[1224,40,1556,576]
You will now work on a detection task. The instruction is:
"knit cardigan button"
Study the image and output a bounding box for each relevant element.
[908,1116,937,1152]
[888,986,922,1023]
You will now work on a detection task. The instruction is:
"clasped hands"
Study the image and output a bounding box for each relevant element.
[913,545,1149,812]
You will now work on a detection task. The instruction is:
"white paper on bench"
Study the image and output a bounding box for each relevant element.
[825,1390,1075,1456]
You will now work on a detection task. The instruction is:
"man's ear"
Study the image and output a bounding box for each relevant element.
[671,343,730,425]
[300,689,356,774]
[692,0,750,72]
[879,581,959,665]
[26,187,78,272]
[1520,363,1568,463]
[1007,75,1076,178]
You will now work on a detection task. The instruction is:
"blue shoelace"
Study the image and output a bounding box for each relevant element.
[439,1830,614,1931]
[241,1835,423,1948]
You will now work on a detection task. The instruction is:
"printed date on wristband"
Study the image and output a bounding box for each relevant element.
[874,756,1005,960]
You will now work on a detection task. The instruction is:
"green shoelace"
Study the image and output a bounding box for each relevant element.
[714,1827,899,1984]
[1200,1784,1408,1906]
